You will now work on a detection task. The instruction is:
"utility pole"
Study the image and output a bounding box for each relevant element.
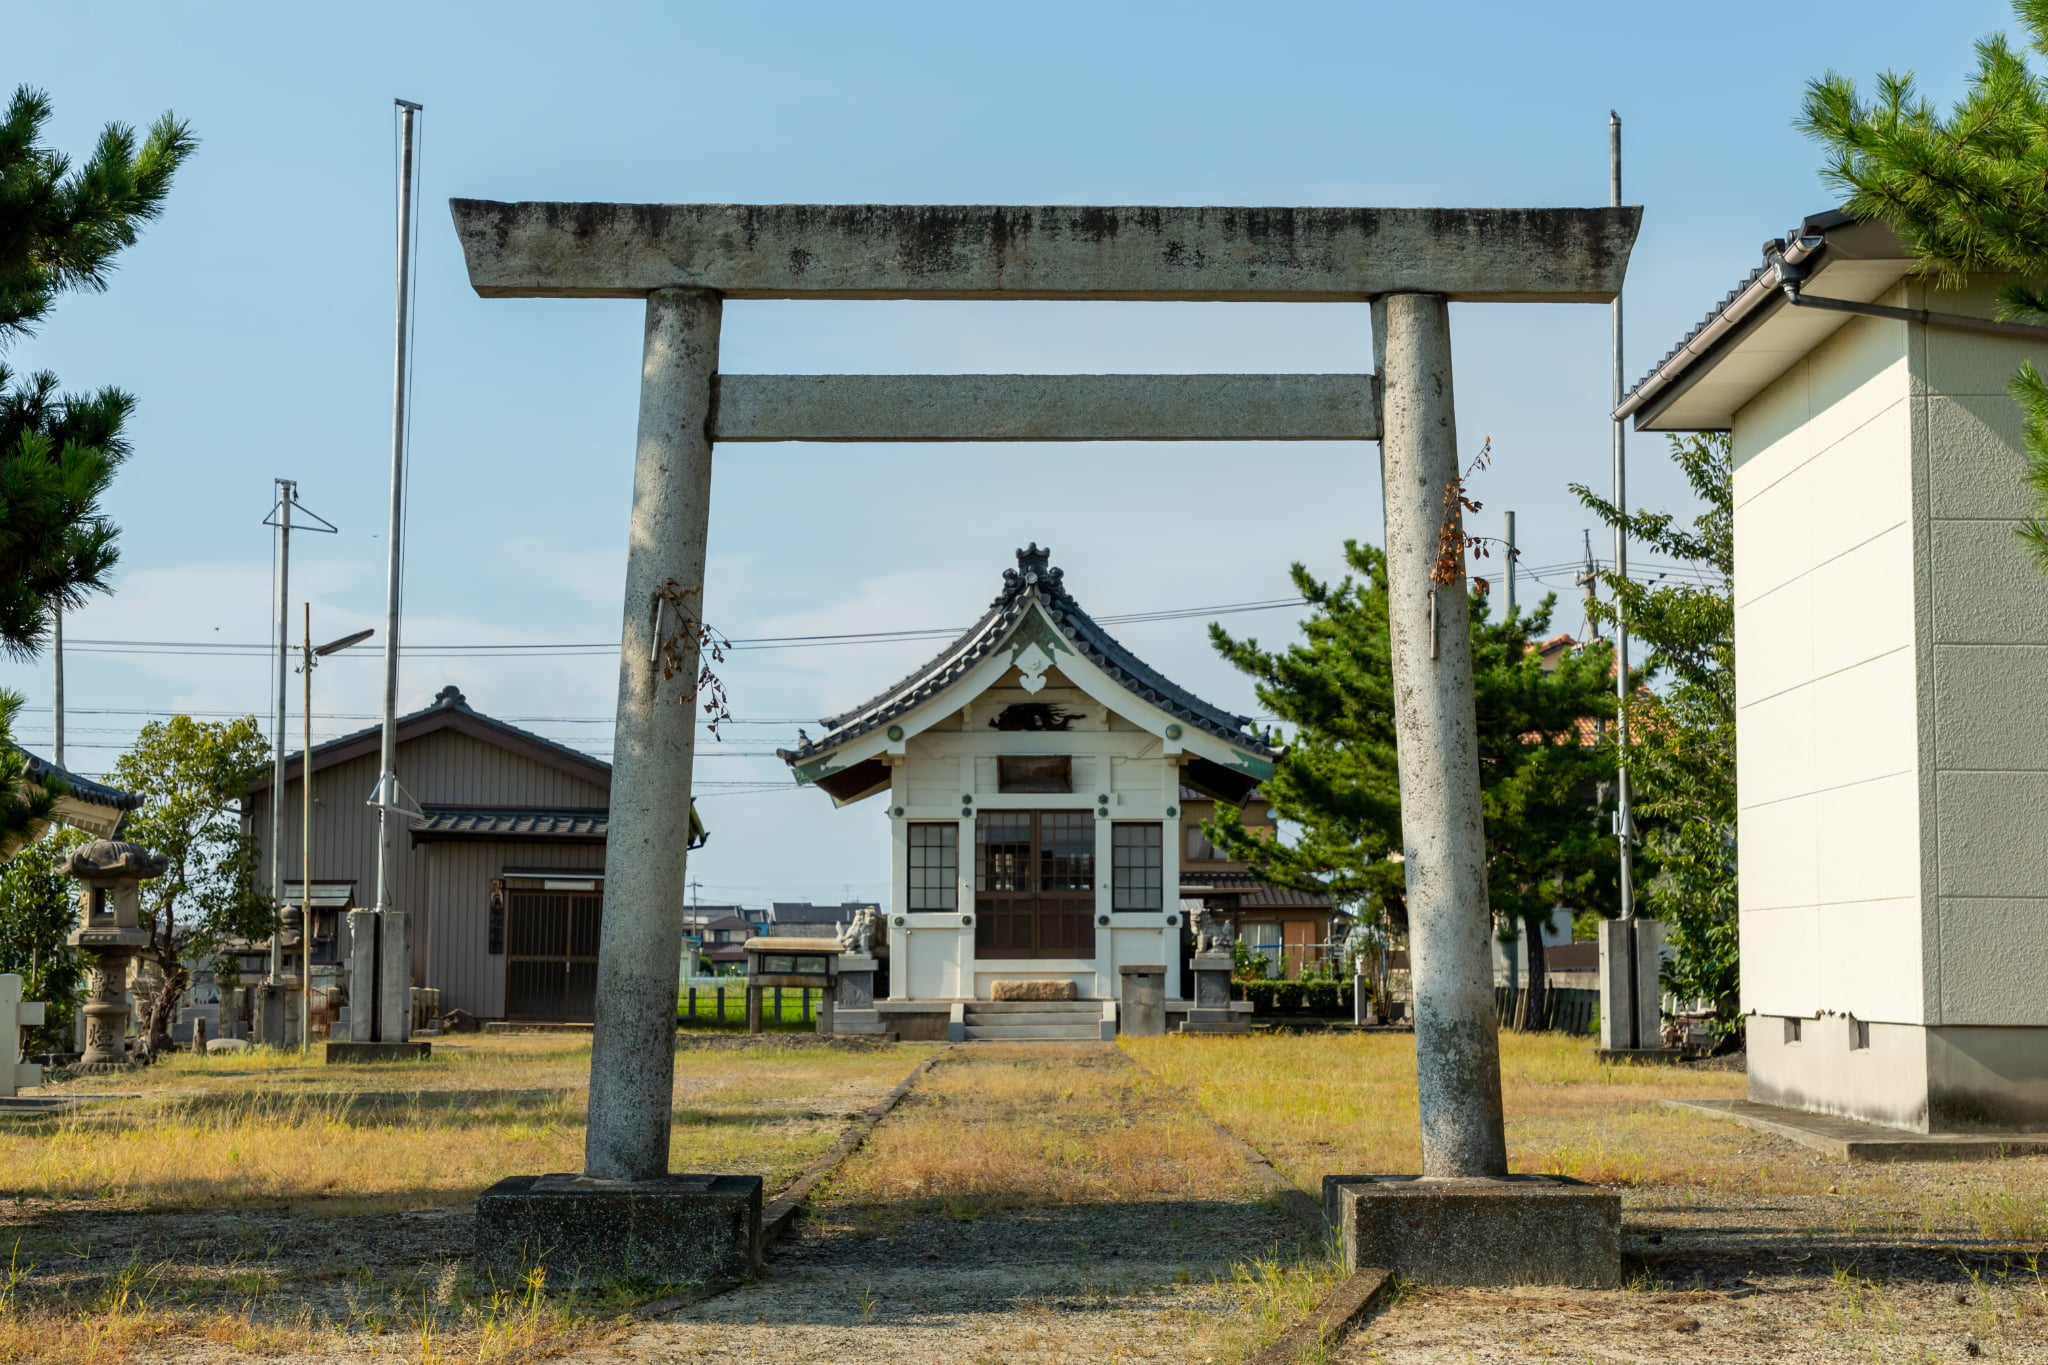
[50,606,63,769]
[1503,511,1517,618]
[262,481,334,1045]
[364,97,423,1047]
[1575,529,1602,642]
[269,477,293,995]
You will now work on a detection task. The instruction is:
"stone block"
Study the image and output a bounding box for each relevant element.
[1118,964,1165,1038]
[1324,1175,1620,1287]
[991,979,1078,1002]
[325,1041,432,1064]
[474,1173,763,1289]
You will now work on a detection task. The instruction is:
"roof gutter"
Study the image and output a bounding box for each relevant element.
[1612,232,1824,423]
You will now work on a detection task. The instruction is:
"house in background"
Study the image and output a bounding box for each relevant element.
[1175,786,1336,977]
[245,684,704,1024]
[769,901,879,935]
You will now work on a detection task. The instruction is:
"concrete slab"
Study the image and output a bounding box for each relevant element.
[325,1041,432,1064]
[474,1172,762,1289]
[1665,1097,2048,1161]
[712,373,1380,442]
[450,202,1641,303]
[1323,1174,1620,1286]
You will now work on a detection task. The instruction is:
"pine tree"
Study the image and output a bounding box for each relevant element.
[1206,541,1619,1028]
[1573,434,1739,1041]
[1800,0,2048,566]
[0,85,194,658]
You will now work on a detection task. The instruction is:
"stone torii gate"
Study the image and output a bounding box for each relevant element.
[455,202,1639,1287]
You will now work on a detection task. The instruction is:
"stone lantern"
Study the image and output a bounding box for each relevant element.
[59,840,169,1069]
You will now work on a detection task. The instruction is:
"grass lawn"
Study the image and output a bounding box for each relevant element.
[1124,1030,2048,1362]
[0,1033,932,1363]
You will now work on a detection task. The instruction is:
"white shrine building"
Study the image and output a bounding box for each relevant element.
[1622,210,2048,1132]
[778,545,1280,1026]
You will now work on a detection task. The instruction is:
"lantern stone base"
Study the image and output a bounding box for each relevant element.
[325,1041,432,1064]
[474,1173,763,1289]
[1322,1174,1620,1287]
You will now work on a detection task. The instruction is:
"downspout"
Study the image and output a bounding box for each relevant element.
[1774,240,2048,339]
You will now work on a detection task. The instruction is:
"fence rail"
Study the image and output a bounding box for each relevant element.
[1493,984,1597,1036]
[677,984,823,1028]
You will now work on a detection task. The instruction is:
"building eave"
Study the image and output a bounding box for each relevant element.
[1619,212,1916,432]
[778,545,1280,788]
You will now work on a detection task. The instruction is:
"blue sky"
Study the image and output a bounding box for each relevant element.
[1,0,2016,905]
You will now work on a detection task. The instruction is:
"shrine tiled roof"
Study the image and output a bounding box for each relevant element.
[778,545,1281,769]
[409,807,609,841]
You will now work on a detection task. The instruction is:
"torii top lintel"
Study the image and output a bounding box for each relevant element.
[450,201,1641,304]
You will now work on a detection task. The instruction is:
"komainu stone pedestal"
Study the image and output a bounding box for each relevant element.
[474,1173,762,1289]
[831,952,885,1035]
[1181,951,1248,1034]
[1323,1175,1620,1286]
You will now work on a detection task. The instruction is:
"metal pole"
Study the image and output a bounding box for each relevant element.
[1503,511,1517,619]
[373,99,422,1041]
[1379,292,1509,1178]
[1611,110,1639,1047]
[270,478,293,991]
[51,606,63,769]
[302,604,313,1052]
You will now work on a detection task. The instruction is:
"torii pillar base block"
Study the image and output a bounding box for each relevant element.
[474,1172,762,1290]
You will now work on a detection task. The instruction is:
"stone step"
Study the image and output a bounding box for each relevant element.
[960,1023,1104,1041]
[963,1000,1106,1014]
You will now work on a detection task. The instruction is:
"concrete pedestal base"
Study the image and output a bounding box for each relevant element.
[1323,1174,1620,1286]
[474,1173,763,1289]
[325,1041,432,1064]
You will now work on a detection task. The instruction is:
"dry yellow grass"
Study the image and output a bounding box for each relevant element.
[10,1034,929,1213]
[0,1036,933,1363]
[1124,1030,1764,1192]
[830,1042,1260,1218]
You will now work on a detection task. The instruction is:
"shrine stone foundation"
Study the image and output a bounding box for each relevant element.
[452,199,1639,1287]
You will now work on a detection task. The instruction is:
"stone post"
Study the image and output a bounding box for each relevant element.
[1378,292,1508,1178]
[585,287,721,1183]
[345,909,379,1042]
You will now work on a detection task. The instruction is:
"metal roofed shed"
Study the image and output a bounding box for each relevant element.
[1623,206,2048,1136]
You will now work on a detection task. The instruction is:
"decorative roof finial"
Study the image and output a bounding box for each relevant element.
[1015,543,1051,581]
[436,685,468,708]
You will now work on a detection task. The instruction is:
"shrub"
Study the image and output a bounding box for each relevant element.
[1240,976,1364,1016]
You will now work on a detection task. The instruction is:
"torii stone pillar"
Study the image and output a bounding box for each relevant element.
[586,287,721,1181]
[1377,293,1507,1177]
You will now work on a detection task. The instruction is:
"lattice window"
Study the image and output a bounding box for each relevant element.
[1113,823,1163,910]
[908,823,959,911]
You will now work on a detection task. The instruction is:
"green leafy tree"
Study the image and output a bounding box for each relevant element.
[0,826,86,1052]
[108,716,273,1050]
[1800,0,2048,566]
[0,85,194,659]
[1206,540,1619,1027]
[1574,433,1739,1041]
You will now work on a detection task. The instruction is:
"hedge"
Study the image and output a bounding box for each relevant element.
[1238,977,1364,1015]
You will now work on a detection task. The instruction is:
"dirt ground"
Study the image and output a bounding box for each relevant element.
[592,1043,1333,1365]
[5,1032,2046,1363]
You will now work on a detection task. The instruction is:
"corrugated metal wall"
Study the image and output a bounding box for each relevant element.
[248,728,610,1018]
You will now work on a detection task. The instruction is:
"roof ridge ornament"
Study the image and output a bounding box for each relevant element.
[1000,543,1063,603]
